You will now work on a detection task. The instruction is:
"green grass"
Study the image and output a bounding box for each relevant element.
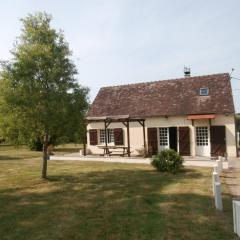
[0,145,42,160]
[54,143,83,153]
[0,146,238,240]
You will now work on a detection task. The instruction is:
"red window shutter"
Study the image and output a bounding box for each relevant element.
[89,129,98,145]
[147,128,158,155]
[179,127,190,156]
[114,128,124,145]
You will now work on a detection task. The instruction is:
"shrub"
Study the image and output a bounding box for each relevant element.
[28,138,43,151]
[151,149,183,173]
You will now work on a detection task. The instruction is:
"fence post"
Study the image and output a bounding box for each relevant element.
[233,200,240,236]
[237,132,240,148]
[213,164,218,173]
[218,156,223,171]
[214,182,223,210]
[216,160,222,174]
[212,171,220,196]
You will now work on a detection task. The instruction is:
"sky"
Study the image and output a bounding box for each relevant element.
[0,0,240,112]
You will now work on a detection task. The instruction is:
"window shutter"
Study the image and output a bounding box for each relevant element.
[147,128,158,155]
[89,129,98,145]
[179,127,190,156]
[114,128,124,145]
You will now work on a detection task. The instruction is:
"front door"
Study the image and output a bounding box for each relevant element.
[147,128,158,156]
[210,126,226,156]
[159,127,169,151]
[196,126,210,156]
[179,127,190,156]
[169,127,178,152]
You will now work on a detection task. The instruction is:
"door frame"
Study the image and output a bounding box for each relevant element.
[158,127,170,151]
[195,126,211,157]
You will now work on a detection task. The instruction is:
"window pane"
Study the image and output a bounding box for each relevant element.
[100,129,106,143]
[196,127,208,146]
[99,129,114,144]
[107,129,114,143]
[159,128,168,146]
[199,88,209,96]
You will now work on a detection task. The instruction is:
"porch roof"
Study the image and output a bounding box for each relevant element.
[187,114,216,120]
[86,115,145,123]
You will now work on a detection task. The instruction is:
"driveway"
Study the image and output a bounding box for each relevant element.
[222,158,240,199]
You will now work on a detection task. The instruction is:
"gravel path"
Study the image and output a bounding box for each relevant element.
[222,158,240,199]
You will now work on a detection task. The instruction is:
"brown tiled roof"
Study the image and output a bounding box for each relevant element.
[87,73,235,118]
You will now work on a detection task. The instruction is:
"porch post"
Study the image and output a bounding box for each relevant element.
[83,122,88,156]
[190,125,196,156]
[104,120,108,149]
[127,120,130,157]
[142,120,147,157]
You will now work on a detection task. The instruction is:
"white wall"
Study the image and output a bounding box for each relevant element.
[87,114,237,157]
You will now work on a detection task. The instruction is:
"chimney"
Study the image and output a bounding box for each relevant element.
[184,66,191,77]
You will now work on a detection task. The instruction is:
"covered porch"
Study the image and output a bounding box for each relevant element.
[86,115,147,157]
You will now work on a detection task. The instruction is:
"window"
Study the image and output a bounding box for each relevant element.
[199,87,209,96]
[196,127,209,146]
[99,129,114,144]
[159,128,169,146]
[100,129,106,143]
[107,129,114,143]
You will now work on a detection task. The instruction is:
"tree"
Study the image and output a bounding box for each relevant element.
[236,114,240,132]
[0,12,89,178]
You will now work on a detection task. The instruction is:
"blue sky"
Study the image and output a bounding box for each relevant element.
[1,0,240,112]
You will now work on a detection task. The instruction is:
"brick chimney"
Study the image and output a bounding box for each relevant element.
[184,66,191,77]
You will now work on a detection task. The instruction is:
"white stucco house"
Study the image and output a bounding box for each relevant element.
[86,73,237,157]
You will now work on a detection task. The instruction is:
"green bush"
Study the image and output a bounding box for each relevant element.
[151,149,183,173]
[28,138,43,151]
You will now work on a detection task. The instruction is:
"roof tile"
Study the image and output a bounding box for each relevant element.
[87,73,235,118]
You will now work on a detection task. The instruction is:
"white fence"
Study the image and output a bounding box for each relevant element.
[233,200,240,237]
[212,157,223,210]
[212,156,240,237]
[237,132,240,148]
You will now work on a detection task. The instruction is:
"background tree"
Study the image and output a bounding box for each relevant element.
[0,12,89,178]
[236,114,240,132]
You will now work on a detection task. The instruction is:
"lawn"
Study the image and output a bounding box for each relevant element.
[0,146,237,240]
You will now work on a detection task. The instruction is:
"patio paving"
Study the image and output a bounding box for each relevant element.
[50,153,229,169]
[222,157,240,199]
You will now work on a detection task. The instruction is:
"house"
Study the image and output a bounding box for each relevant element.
[86,73,237,157]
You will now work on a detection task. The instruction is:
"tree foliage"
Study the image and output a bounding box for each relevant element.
[0,12,89,176]
[236,114,240,132]
[0,12,89,144]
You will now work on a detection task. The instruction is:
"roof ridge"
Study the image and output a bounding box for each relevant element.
[100,72,229,89]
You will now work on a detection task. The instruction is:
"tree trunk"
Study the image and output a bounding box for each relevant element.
[41,133,49,179]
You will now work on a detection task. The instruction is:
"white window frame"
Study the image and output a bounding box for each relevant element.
[159,127,169,150]
[99,129,114,144]
[99,129,106,144]
[107,129,114,143]
[196,126,209,146]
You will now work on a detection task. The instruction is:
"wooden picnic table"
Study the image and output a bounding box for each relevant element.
[98,146,129,156]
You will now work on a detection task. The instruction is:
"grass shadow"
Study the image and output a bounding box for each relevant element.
[0,162,237,240]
